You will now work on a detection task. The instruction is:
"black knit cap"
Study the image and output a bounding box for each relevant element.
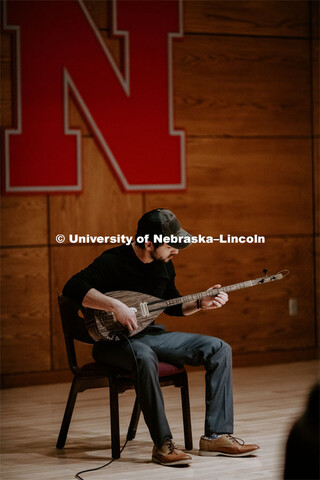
[136,208,192,249]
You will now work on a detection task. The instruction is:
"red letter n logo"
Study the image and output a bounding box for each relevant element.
[2,0,185,193]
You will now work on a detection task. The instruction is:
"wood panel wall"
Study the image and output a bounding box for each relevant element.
[1,0,318,387]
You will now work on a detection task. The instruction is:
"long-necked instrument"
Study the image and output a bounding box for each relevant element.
[84,270,289,341]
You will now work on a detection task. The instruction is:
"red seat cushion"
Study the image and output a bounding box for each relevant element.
[158,362,184,376]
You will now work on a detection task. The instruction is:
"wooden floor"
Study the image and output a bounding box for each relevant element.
[1,361,318,480]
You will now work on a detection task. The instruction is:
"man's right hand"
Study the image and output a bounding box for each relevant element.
[82,288,138,333]
[112,302,138,333]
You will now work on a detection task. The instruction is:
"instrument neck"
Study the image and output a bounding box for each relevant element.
[147,272,286,311]
[164,280,254,308]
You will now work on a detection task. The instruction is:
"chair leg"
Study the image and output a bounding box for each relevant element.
[180,371,193,450]
[56,378,79,449]
[127,397,141,441]
[109,379,121,459]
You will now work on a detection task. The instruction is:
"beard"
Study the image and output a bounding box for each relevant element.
[150,250,173,263]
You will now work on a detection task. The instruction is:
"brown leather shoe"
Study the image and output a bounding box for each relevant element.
[199,434,260,457]
[152,438,192,466]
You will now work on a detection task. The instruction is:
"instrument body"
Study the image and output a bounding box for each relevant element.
[84,271,288,341]
[85,290,166,341]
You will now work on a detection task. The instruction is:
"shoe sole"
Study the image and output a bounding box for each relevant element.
[152,456,192,466]
[199,449,259,458]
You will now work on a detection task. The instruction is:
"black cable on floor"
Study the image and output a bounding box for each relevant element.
[75,439,128,480]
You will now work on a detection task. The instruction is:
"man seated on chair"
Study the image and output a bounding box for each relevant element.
[62,208,259,466]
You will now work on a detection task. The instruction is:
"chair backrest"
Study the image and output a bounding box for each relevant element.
[58,295,95,374]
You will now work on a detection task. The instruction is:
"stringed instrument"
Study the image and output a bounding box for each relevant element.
[84,270,289,342]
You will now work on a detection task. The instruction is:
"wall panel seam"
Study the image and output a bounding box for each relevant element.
[308,0,318,349]
[183,32,310,41]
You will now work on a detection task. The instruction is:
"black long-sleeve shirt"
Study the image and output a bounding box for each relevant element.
[62,244,183,317]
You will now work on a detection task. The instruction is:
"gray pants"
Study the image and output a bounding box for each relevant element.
[92,325,234,447]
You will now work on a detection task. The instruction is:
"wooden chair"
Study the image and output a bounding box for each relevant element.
[56,295,193,458]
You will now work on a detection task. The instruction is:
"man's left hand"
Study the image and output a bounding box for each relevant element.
[201,284,228,310]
